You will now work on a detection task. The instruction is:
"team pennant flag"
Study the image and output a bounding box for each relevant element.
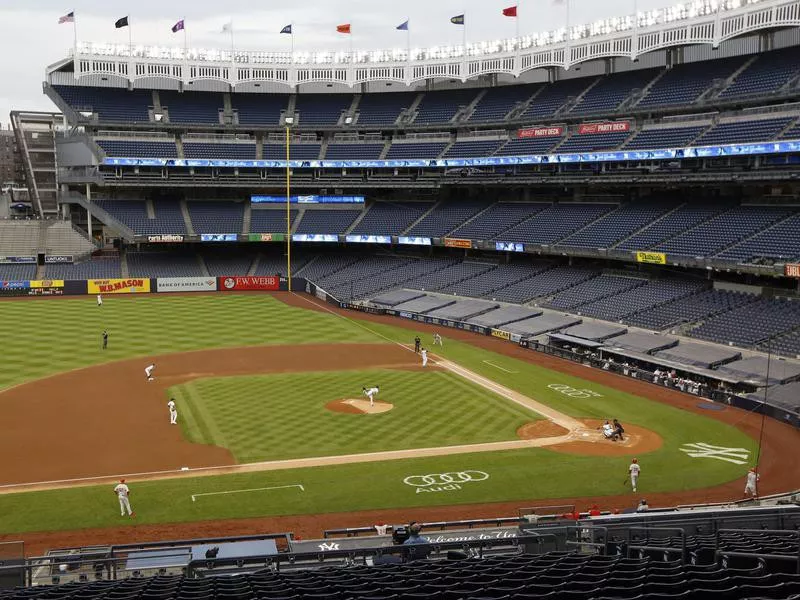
[450,14,465,25]
[115,16,129,28]
[171,19,184,33]
[396,20,409,31]
[502,6,518,17]
[336,23,351,34]
[58,11,74,24]
[280,24,292,34]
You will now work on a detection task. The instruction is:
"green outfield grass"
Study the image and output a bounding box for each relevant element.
[0,294,379,390]
[0,293,759,534]
[173,369,540,463]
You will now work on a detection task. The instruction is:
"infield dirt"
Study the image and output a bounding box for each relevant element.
[1,291,799,555]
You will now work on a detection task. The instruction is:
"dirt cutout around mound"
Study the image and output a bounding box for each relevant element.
[517,421,570,439]
[327,399,394,414]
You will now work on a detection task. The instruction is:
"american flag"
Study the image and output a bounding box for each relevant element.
[58,11,74,24]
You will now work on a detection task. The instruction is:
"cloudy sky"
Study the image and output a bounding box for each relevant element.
[0,0,673,126]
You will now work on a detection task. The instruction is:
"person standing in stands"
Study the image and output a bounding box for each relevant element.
[102,330,109,350]
[414,336,421,353]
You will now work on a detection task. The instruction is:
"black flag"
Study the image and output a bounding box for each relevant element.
[115,16,129,28]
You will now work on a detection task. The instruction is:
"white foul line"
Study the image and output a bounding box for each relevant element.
[482,360,518,374]
[191,484,305,502]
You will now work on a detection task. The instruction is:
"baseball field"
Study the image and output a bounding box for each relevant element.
[0,291,798,554]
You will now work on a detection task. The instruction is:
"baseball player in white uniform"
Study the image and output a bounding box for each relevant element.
[97,294,103,306]
[421,348,428,367]
[433,333,443,347]
[167,398,178,424]
[362,386,380,407]
[145,363,156,381]
[114,479,134,517]
[744,467,759,498]
[601,421,615,439]
[629,458,641,492]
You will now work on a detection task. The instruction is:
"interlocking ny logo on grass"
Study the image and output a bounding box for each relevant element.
[403,471,489,494]
[679,442,751,465]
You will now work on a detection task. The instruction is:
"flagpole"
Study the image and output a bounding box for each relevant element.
[291,23,295,58]
[406,19,411,62]
[515,3,520,47]
[73,12,78,52]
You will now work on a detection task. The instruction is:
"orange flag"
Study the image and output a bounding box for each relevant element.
[336,23,351,34]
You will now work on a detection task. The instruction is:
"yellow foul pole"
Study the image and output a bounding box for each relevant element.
[285,125,292,292]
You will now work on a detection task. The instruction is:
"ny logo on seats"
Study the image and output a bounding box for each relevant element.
[679,442,751,465]
[318,542,340,551]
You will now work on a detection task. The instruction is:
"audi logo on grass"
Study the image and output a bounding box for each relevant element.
[403,471,489,494]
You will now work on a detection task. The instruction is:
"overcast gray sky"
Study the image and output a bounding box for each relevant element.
[0,0,674,126]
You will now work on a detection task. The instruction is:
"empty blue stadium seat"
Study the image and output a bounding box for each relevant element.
[443,140,504,158]
[637,56,745,107]
[350,202,433,235]
[160,91,223,124]
[496,203,615,244]
[187,201,244,234]
[720,48,800,99]
[97,140,177,158]
[53,86,152,122]
[623,125,707,150]
[468,84,540,122]
[325,143,384,160]
[295,210,361,234]
[263,143,321,160]
[414,89,479,125]
[520,78,594,120]
[385,142,447,159]
[295,94,352,126]
[183,143,256,159]
[570,69,659,115]
[357,92,416,126]
[693,117,794,146]
[231,93,288,126]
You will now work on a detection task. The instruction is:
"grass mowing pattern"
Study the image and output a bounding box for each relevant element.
[172,369,540,463]
[0,294,378,390]
[0,294,761,533]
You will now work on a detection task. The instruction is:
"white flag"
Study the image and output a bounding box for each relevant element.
[221,21,232,33]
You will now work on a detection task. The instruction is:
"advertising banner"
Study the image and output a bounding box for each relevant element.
[157,277,217,293]
[444,238,472,249]
[292,234,339,243]
[578,121,630,134]
[218,276,280,291]
[635,251,667,265]
[44,255,74,264]
[518,126,564,138]
[201,234,237,242]
[491,329,511,341]
[1,281,29,289]
[345,235,392,244]
[0,256,35,264]
[252,195,365,204]
[145,234,185,243]
[248,233,286,242]
[87,278,151,294]
[30,280,65,288]
[398,236,432,246]
[496,241,524,252]
[785,264,800,278]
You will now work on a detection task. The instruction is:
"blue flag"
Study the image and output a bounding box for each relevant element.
[450,14,464,25]
[396,20,409,31]
[280,24,292,34]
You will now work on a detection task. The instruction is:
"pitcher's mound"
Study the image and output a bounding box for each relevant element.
[326,399,394,414]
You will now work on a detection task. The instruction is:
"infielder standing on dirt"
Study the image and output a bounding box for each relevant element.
[421,348,428,367]
[414,336,421,353]
[433,333,443,347]
[167,398,178,424]
[362,386,380,407]
[744,467,759,498]
[628,458,640,492]
[145,363,156,381]
[114,479,134,517]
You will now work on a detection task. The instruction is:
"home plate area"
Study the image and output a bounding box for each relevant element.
[325,399,394,414]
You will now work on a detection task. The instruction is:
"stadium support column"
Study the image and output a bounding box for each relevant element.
[285,124,292,291]
[85,183,92,239]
